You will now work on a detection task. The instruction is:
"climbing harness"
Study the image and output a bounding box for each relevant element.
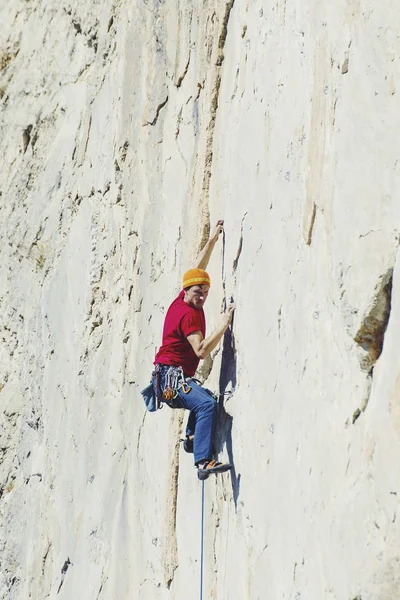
[149,364,192,408]
[162,365,191,401]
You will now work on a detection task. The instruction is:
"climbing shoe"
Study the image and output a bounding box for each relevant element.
[197,460,232,481]
[180,435,194,453]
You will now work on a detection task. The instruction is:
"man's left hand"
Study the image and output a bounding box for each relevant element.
[211,220,224,242]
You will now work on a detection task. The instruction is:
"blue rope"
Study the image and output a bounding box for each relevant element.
[221,228,227,311]
[200,480,205,600]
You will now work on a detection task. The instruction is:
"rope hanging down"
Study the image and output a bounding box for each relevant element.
[199,219,235,599]
[199,480,205,600]
[221,226,227,311]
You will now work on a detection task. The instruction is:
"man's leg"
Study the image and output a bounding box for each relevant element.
[186,410,196,439]
[174,380,217,465]
[181,410,196,453]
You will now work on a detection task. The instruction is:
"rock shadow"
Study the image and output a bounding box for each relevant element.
[215,322,240,508]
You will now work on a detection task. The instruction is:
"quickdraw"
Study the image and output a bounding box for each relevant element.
[162,365,191,401]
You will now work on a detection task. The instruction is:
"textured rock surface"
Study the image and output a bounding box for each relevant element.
[1,1,400,598]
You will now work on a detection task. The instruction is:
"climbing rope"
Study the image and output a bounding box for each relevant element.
[221,224,227,312]
[199,480,205,600]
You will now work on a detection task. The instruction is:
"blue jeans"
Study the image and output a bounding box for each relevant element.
[153,366,218,465]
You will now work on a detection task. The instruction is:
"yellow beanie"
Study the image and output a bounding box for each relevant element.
[182,268,211,289]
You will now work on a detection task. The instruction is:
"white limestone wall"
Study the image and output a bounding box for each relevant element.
[1,1,400,599]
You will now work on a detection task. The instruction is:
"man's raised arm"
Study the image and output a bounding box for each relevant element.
[195,220,224,270]
[187,304,235,360]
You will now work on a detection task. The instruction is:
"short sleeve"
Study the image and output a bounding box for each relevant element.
[181,311,203,338]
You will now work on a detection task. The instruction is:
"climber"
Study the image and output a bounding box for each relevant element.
[152,220,235,480]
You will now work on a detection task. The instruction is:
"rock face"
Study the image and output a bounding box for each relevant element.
[1,1,400,598]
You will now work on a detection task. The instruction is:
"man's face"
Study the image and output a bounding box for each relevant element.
[184,284,210,309]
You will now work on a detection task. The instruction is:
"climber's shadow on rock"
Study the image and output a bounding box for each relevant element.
[215,321,240,507]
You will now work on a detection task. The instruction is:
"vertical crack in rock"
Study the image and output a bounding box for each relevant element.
[163,410,184,588]
[352,407,362,424]
[305,202,316,246]
[174,3,193,88]
[216,1,236,67]
[175,50,191,88]
[136,412,147,453]
[199,0,235,247]
[232,213,247,272]
[82,115,92,164]
[95,567,106,599]
[42,542,52,576]
[144,96,169,126]
[57,557,72,594]
[175,106,183,139]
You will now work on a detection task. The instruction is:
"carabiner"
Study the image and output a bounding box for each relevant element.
[181,382,191,394]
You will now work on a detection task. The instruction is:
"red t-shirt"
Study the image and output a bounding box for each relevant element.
[154,291,206,377]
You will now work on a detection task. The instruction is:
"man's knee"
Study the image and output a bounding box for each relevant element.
[202,395,217,414]
[181,383,217,412]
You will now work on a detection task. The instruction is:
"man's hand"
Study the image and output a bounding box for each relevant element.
[196,220,225,270]
[187,303,236,360]
[210,220,224,243]
[224,302,236,326]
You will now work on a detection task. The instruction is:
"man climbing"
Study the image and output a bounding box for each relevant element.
[153,220,235,480]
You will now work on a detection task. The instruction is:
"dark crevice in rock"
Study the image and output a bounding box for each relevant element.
[72,21,82,34]
[175,106,183,138]
[352,408,361,424]
[175,50,191,88]
[216,0,235,66]
[82,115,92,164]
[87,29,98,52]
[306,202,316,246]
[351,269,393,423]
[136,412,146,453]
[201,0,235,212]
[42,542,52,576]
[195,81,202,100]
[354,268,393,373]
[57,558,71,594]
[22,125,33,153]
[144,96,169,126]
[61,558,71,575]
[96,580,105,599]
[232,213,247,272]
[232,233,243,273]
